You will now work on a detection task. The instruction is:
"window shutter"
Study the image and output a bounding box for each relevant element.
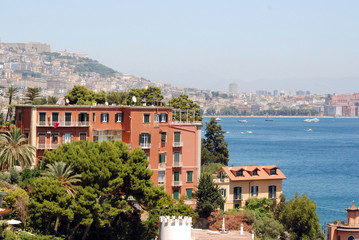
[139,134,143,144]
[148,134,151,143]
[224,189,226,197]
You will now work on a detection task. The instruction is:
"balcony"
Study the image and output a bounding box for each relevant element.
[37,121,90,127]
[140,143,151,149]
[173,142,183,147]
[158,162,166,169]
[37,144,46,149]
[173,162,182,167]
[50,144,58,149]
[172,181,182,187]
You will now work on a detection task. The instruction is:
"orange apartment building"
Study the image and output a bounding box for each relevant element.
[213,166,286,210]
[327,202,359,240]
[15,105,202,201]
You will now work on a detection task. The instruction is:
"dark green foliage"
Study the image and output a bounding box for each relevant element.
[32,140,164,239]
[201,162,224,176]
[219,106,240,115]
[280,193,324,240]
[32,97,48,105]
[65,85,96,105]
[254,216,284,240]
[168,94,202,121]
[107,91,128,105]
[74,61,117,77]
[195,174,224,218]
[20,167,41,185]
[126,87,164,106]
[47,96,58,105]
[254,108,319,116]
[95,91,107,104]
[245,198,274,220]
[202,118,229,165]
[9,167,20,184]
[206,107,216,116]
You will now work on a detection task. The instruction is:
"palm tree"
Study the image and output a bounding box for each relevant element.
[5,87,18,121]
[41,161,81,198]
[42,161,81,232]
[0,127,36,170]
[25,87,41,103]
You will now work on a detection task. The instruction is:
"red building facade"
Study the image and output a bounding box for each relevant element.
[15,105,202,201]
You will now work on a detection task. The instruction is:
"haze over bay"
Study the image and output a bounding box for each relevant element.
[1,0,358,94]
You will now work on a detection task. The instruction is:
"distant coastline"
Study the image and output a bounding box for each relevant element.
[203,115,359,119]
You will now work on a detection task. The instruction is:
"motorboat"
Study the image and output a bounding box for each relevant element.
[247,130,253,134]
[215,117,221,121]
[303,118,320,122]
[305,128,313,132]
[238,120,248,123]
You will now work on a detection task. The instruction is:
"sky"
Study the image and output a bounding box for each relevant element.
[1,0,358,94]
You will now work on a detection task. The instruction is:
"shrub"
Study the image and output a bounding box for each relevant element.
[208,211,251,231]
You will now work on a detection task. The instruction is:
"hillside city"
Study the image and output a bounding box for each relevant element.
[1,42,358,118]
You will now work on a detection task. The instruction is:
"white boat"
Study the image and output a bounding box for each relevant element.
[215,117,221,121]
[305,128,313,132]
[303,118,320,122]
[247,130,252,134]
[238,120,248,123]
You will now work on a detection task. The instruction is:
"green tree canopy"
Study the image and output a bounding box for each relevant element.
[126,87,164,106]
[280,193,324,240]
[195,174,224,218]
[95,90,107,104]
[65,85,96,105]
[202,118,229,165]
[107,91,128,105]
[168,94,202,121]
[32,140,165,239]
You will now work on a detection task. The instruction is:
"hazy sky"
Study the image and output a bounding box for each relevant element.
[1,0,358,94]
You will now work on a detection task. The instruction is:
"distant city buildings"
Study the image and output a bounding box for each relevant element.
[229,83,238,94]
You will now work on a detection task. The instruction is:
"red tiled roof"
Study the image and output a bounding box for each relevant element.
[218,165,286,181]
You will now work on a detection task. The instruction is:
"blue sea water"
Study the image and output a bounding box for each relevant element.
[203,117,359,225]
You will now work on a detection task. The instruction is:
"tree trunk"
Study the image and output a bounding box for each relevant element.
[68,222,81,240]
[82,223,91,240]
[54,216,60,232]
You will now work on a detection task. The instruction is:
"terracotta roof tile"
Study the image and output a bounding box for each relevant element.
[218,165,286,181]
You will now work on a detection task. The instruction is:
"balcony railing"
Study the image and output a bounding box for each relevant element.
[37,121,90,127]
[172,181,182,187]
[173,142,183,147]
[50,144,58,149]
[37,144,46,149]
[140,143,151,149]
[158,162,166,169]
[173,161,182,167]
[158,181,165,185]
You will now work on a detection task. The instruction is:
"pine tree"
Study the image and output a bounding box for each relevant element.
[195,174,224,218]
[203,118,229,165]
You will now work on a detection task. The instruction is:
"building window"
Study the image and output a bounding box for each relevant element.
[337,236,341,240]
[348,236,354,240]
[115,113,123,122]
[139,133,151,148]
[234,186,241,200]
[270,168,277,175]
[173,189,179,200]
[18,110,21,121]
[93,113,96,122]
[78,113,89,125]
[52,112,59,124]
[38,133,46,148]
[253,169,258,176]
[234,203,241,208]
[186,171,193,182]
[186,189,193,200]
[80,133,87,141]
[51,133,59,148]
[65,113,72,125]
[160,113,168,122]
[173,171,180,186]
[220,188,226,197]
[251,185,258,197]
[143,113,150,123]
[161,132,167,143]
[174,152,180,167]
[154,114,159,123]
[39,112,46,125]
[101,113,109,123]
[93,130,122,142]
[158,171,165,185]
[159,153,166,163]
[63,132,73,144]
[269,185,277,199]
[236,170,243,176]
[174,132,181,143]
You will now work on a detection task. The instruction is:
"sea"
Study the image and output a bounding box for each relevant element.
[203,117,359,226]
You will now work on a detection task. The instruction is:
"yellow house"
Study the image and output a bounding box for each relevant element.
[213,166,286,211]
